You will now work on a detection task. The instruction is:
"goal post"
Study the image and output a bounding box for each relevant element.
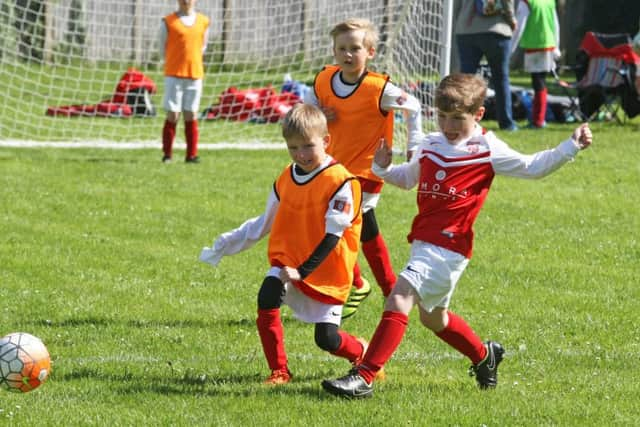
[0,0,453,148]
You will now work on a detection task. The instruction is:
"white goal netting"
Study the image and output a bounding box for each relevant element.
[0,0,451,147]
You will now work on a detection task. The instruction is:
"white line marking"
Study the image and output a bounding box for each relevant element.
[0,140,286,150]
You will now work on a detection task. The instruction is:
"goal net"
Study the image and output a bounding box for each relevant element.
[0,0,451,149]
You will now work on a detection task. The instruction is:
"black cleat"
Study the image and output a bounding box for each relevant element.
[321,368,373,398]
[162,155,172,163]
[185,156,200,163]
[469,341,504,389]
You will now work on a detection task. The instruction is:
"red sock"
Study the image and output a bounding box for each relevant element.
[162,120,176,158]
[435,311,486,365]
[256,309,287,371]
[362,234,396,296]
[352,262,363,289]
[359,311,408,384]
[330,330,365,363]
[532,88,548,127]
[185,120,198,159]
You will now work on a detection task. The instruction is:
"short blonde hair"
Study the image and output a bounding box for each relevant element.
[282,103,329,141]
[435,73,487,114]
[330,18,379,50]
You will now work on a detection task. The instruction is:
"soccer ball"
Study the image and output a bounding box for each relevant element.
[0,332,51,393]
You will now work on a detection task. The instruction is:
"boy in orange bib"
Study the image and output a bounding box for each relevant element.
[305,18,424,318]
[160,0,209,163]
[200,104,383,385]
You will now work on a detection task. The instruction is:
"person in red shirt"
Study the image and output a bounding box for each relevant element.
[160,0,209,163]
[322,73,592,398]
[200,104,383,385]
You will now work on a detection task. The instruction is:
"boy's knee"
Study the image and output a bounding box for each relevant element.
[257,276,284,309]
[361,209,380,241]
[314,323,340,352]
[419,307,448,332]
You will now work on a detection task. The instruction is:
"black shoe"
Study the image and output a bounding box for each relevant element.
[469,341,504,389]
[321,368,373,398]
[162,155,172,163]
[185,156,200,163]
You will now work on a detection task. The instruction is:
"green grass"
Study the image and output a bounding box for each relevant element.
[1,121,639,426]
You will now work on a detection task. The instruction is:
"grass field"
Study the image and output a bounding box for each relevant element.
[1,119,639,426]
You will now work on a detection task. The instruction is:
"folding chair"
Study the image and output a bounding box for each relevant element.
[571,32,640,124]
[551,68,586,122]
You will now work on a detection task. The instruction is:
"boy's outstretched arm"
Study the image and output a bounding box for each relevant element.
[199,190,278,266]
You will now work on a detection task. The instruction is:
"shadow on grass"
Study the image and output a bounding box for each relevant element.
[60,156,142,164]
[29,315,300,330]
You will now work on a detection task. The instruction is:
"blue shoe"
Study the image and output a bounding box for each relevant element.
[500,124,519,132]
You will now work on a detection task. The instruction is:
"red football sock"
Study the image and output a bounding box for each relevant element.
[358,311,408,384]
[435,311,486,365]
[162,120,176,158]
[352,262,364,289]
[532,88,548,127]
[256,309,287,371]
[330,330,365,363]
[362,234,396,296]
[185,119,199,159]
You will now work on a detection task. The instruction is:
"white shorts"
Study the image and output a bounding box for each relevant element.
[267,267,342,326]
[163,76,203,112]
[362,191,381,213]
[524,50,556,73]
[398,240,469,312]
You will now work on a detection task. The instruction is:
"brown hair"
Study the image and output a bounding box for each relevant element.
[435,73,487,114]
[330,18,379,50]
[282,103,329,141]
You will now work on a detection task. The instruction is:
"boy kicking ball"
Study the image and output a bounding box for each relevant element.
[322,73,592,398]
[200,104,383,385]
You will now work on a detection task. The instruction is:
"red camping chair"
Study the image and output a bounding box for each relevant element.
[570,32,640,123]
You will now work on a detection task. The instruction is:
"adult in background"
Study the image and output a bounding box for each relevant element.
[160,0,209,163]
[511,0,560,129]
[454,0,518,131]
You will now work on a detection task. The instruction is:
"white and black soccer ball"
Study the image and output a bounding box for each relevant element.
[0,332,51,393]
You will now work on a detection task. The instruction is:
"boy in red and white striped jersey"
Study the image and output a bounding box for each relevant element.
[322,73,592,398]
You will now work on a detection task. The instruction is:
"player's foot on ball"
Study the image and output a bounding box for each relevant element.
[264,368,292,385]
[469,340,504,389]
[185,156,200,163]
[342,278,371,320]
[322,368,373,398]
[162,155,172,163]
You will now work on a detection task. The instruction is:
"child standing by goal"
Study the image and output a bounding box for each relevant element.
[200,104,382,385]
[510,0,560,129]
[160,0,209,163]
[305,18,424,318]
[322,73,592,398]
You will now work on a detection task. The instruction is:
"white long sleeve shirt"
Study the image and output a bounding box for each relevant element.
[200,155,357,266]
[372,125,581,258]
